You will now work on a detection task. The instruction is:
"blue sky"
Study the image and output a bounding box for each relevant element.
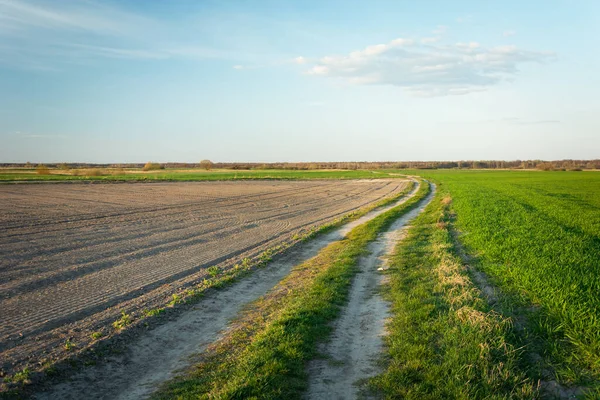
[1,0,599,163]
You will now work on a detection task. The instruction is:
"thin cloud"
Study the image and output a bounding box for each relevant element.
[10,131,67,139]
[0,0,250,68]
[303,35,555,97]
[420,37,440,44]
[441,118,561,125]
[0,0,155,37]
[513,119,561,125]
[503,30,517,37]
[294,56,307,64]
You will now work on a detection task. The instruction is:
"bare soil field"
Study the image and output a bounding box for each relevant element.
[0,180,407,378]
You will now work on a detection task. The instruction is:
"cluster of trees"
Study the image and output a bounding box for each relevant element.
[3,159,599,171]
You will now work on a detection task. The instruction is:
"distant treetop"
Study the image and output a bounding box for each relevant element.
[199,160,213,170]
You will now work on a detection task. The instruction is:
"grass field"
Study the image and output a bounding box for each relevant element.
[372,184,537,398]
[385,170,600,396]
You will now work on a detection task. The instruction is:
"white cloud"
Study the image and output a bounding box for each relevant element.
[307,65,329,75]
[294,56,307,64]
[302,36,555,97]
[233,65,244,70]
[503,30,517,37]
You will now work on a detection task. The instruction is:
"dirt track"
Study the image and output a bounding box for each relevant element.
[0,180,408,377]
[306,183,435,399]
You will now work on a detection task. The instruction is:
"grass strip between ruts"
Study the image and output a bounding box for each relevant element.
[153,181,430,399]
[370,184,538,399]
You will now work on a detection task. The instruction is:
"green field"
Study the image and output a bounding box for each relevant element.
[383,170,600,397]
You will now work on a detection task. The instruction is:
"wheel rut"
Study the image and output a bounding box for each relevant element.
[306,183,435,400]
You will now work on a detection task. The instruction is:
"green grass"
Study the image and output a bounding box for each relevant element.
[153,181,430,399]
[372,187,537,399]
[0,168,401,182]
[395,170,600,392]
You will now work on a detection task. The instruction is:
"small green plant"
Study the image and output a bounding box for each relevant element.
[207,266,220,277]
[168,294,183,307]
[112,311,132,330]
[64,339,75,350]
[259,250,273,263]
[143,308,165,318]
[91,331,103,340]
[7,368,31,384]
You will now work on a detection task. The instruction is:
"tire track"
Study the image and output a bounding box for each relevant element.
[306,183,436,400]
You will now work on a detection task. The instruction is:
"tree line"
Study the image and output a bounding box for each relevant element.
[3,159,599,171]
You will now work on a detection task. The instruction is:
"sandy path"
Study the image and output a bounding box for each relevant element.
[32,182,420,400]
[306,183,435,400]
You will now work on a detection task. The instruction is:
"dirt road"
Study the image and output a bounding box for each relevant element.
[306,183,435,399]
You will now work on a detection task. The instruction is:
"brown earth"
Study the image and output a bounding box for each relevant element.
[0,180,408,378]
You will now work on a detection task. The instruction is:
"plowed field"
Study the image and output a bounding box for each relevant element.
[0,180,408,374]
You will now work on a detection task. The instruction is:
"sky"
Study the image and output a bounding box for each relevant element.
[1,0,599,163]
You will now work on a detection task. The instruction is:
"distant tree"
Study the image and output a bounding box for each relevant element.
[536,162,554,171]
[58,163,70,171]
[199,159,213,170]
[36,164,50,175]
[142,162,163,171]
